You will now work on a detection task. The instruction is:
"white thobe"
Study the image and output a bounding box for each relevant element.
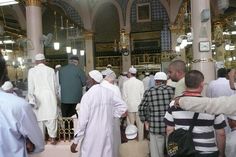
[101,80,123,157]
[225,130,236,157]
[118,75,128,95]
[74,84,127,157]
[28,63,57,121]
[142,76,150,91]
[206,77,235,134]
[123,77,144,112]
[206,78,235,98]
[0,91,44,157]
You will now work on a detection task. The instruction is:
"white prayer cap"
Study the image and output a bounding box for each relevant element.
[125,124,138,139]
[55,64,61,69]
[103,69,114,76]
[145,72,150,75]
[128,66,137,74]
[122,71,128,75]
[1,81,13,91]
[228,115,236,120]
[89,70,103,83]
[107,64,112,68]
[154,72,167,80]
[35,53,45,61]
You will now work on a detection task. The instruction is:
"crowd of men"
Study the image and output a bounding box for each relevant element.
[1,53,236,157]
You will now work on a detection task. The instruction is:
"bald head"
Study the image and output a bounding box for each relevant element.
[168,60,186,82]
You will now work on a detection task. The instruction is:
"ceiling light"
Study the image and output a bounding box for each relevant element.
[53,42,60,50]
[72,48,77,55]
[66,46,71,53]
[0,0,18,6]
[80,50,85,56]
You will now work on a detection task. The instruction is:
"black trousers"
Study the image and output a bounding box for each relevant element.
[61,103,77,117]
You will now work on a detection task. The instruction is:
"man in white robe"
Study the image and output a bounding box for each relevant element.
[71,70,127,157]
[123,66,145,140]
[0,58,44,157]
[101,69,125,157]
[225,116,236,157]
[28,54,58,144]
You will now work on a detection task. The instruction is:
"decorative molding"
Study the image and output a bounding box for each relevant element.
[84,31,93,40]
[25,0,41,7]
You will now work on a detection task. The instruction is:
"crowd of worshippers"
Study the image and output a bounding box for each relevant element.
[1,53,236,157]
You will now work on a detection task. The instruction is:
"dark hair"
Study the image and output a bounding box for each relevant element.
[185,70,204,89]
[217,68,227,78]
[169,60,186,73]
[69,55,79,61]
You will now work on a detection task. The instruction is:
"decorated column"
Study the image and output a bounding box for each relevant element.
[26,0,43,63]
[84,31,94,73]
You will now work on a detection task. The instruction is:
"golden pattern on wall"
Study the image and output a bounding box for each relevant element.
[96,42,114,52]
[96,56,122,67]
[131,53,161,65]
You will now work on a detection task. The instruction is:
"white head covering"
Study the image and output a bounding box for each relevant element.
[1,81,13,91]
[154,72,167,80]
[55,64,61,69]
[106,64,112,69]
[89,70,103,83]
[128,66,137,74]
[35,53,45,61]
[122,71,128,75]
[145,72,150,76]
[228,115,236,120]
[125,124,138,139]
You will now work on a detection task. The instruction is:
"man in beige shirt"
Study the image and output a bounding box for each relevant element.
[119,124,149,157]
[168,60,186,97]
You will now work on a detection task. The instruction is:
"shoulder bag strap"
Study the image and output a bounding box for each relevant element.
[188,113,199,132]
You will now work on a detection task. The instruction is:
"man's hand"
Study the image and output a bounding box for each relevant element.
[144,121,149,130]
[70,143,78,153]
[174,97,181,108]
[26,138,35,153]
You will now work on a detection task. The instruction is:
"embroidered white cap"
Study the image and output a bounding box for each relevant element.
[55,64,61,69]
[228,115,236,120]
[125,124,138,139]
[1,81,13,91]
[128,66,137,74]
[154,72,167,80]
[35,53,45,61]
[89,70,103,83]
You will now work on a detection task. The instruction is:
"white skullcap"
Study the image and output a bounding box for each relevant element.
[128,66,137,74]
[55,64,61,69]
[125,124,138,139]
[1,81,13,91]
[35,53,45,61]
[103,69,114,76]
[145,72,150,75]
[89,70,103,83]
[107,64,112,68]
[154,72,167,80]
[228,115,236,120]
[122,71,128,75]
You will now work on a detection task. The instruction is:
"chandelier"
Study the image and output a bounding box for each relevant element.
[114,29,129,56]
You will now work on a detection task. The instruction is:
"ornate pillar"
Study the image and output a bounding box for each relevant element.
[121,31,131,72]
[26,0,43,63]
[84,31,94,73]
[191,0,214,95]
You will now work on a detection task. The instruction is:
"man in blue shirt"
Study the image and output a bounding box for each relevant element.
[0,55,44,157]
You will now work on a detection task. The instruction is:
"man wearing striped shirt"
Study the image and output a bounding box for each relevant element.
[139,72,175,157]
[164,70,226,157]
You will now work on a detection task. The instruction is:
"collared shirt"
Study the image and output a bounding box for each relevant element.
[174,77,185,97]
[139,84,175,135]
[0,91,44,157]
